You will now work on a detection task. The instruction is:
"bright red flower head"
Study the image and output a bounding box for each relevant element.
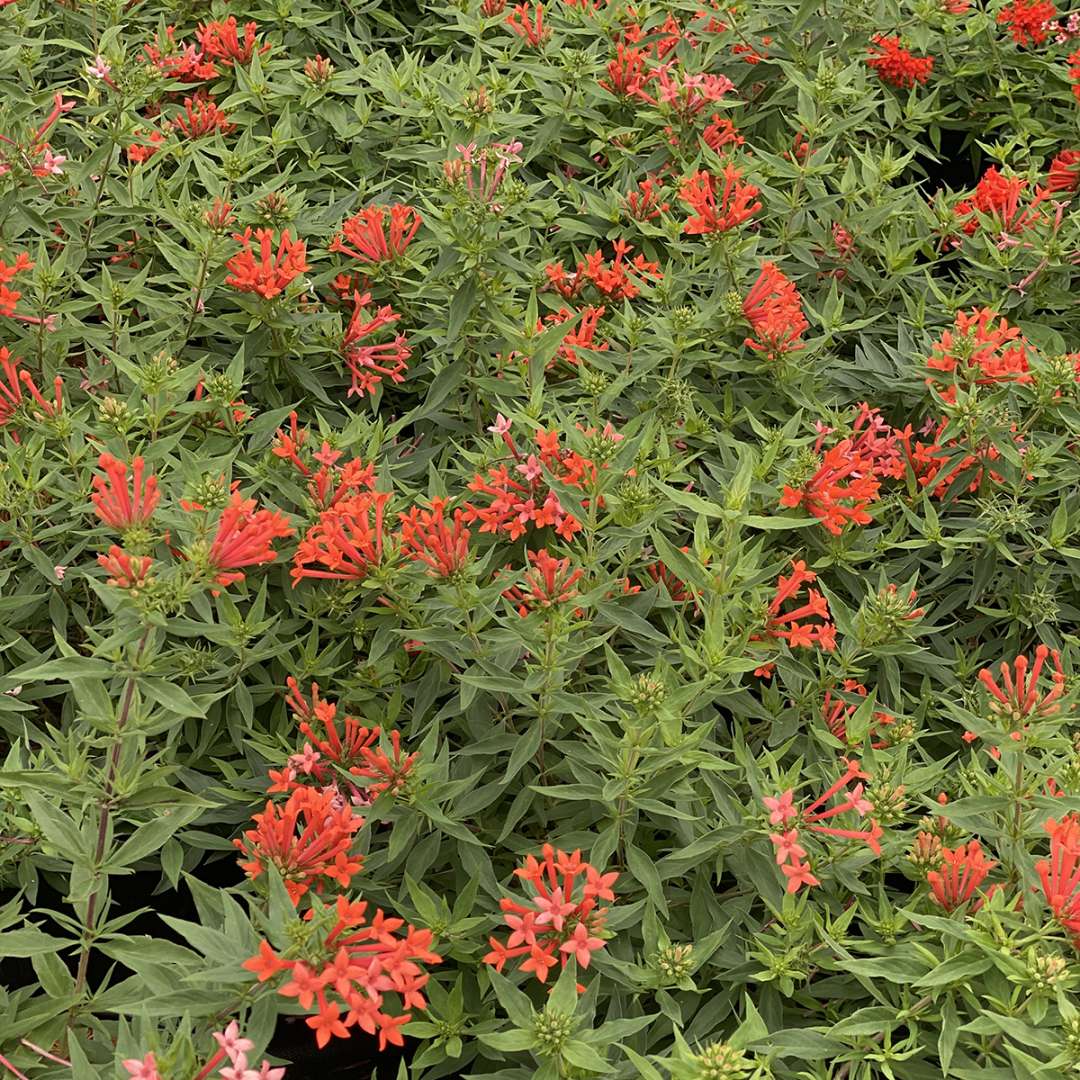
[291,491,392,583]
[341,291,411,398]
[927,840,997,911]
[225,228,309,300]
[743,262,809,361]
[206,492,294,588]
[866,35,934,88]
[678,164,761,236]
[978,645,1067,724]
[91,453,161,530]
[197,17,268,66]
[997,0,1056,46]
[330,204,422,265]
[1037,815,1080,944]
[398,497,471,578]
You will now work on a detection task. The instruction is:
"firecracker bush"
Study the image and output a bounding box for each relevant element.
[3,0,1080,1076]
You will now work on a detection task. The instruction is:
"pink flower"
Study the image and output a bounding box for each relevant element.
[559,921,604,966]
[122,1054,162,1080]
[533,886,576,931]
[769,829,806,865]
[53,565,66,581]
[214,1020,255,1058]
[40,149,66,175]
[487,413,512,435]
[517,455,544,482]
[763,789,796,826]
[87,55,111,79]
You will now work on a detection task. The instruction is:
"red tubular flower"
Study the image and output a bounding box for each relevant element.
[537,306,608,367]
[0,348,63,428]
[821,680,896,748]
[1037,815,1080,942]
[678,164,761,236]
[623,178,668,221]
[702,114,744,153]
[545,241,662,302]
[954,166,1039,236]
[172,94,235,138]
[398,498,471,577]
[330,205,422,265]
[653,68,734,121]
[866,35,934,87]
[484,845,616,982]
[599,44,656,102]
[518,548,584,612]
[197,17,268,66]
[1070,50,1080,102]
[143,27,217,81]
[127,129,165,164]
[291,491,391,583]
[341,291,411,398]
[506,3,548,45]
[97,546,154,590]
[243,895,441,1050]
[752,560,836,667]
[765,760,881,894]
[780,439,880,535]
[465,429,596,540]
[225,228,309,300]
[927,840,997,911]
[91,453,161,530]
[926,307,1031,402]
[0,252,34,320]
[978,645,1066,723]
[1044,149,1080,194]
[997,0,1056,46]
[235,786,363,903]
[207,493,294,588]
[742,262,809,360]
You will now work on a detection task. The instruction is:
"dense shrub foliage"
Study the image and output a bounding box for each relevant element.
[2,0,1080,1076]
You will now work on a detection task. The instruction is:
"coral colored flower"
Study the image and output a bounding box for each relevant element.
[954,165,1040,237]
[0,348,63,428]
[225,229,309,301]
[329,204,422,265]
[143,26,217,81]
[866,35,934,87]
[702,114,744,153]
[545,240,661,302]
[926,308,1031,402]
[443,140,523,209]
[978,645,1067,723]
[291,491,391,583]
[1070,49,1080,101]
[822,680,896,748]
[235,786,363,903]
[245,896,440,1051]
[206,493,294,588]
[465,428,597,540]
[91,453,160,530]
[1037,815,1080,943]
[518,548,584,612]
[484,845,615,982]
[654,68,734,121]
[172,94,235,138]
[678,164,761,235]
[753,559,836,664]
[340,291,411,398]
[0,252,34,319]
[197,17,268,66]
[122,1054,162,1080]
[997,0,1056,46]
[742,262,809,360]
[780,440,880,535]
[623,177,669,221]
[506,3,548,45]
[1041,149,1080,196]
[97,547,153,590]
[127,129,165,164]
[599,44,656,102]
[927,840,997,910]
[398,497,471,577]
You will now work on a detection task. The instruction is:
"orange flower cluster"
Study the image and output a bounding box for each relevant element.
[236,786,364,904]
[545,239,661,302]
[243,897,440,1049]
[399,498,471,578]
[764,759,882,894]
[225,228,309,300]
[197,17,268,66]
[172,94,235,139]
[927,840,997,911]
[821,680,895,748]
[291,490,391,583]
[329,204,422,265]
[1038,815,1080,945]
[484,846,617,982]
[954,166,1040,238]
[752,560,836,674]
[499,548,585,616]
[678,164,761,235]
[926,307,1032,402]
[340,291,411,398]
[91,453,160,530]
[465,428,597,540]
[207,492,294,588]
[742,261,808,361]
[866,35,934,88]
[272,412,378,510]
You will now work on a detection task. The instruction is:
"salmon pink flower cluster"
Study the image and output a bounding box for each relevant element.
[484,846,617,982]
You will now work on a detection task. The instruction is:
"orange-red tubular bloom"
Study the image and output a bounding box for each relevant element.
[0,348,63,428]
[291,491,391,584]
[927,840,997,911]
[207,493,294,588]
[978,645,1066,723]
[225,228,309,300]
[398,498,471,577]
[866,35,934,88]
[780,439,880,535]
[97,546,154,590]
[330,205,422,265]
[743,262,809,360]
[678,165,761,235]
[484,845,617,983]
[243,896,441,1051]
[91,453,161,530]
[1037,815,1080,944]
[236,786,363,904]
[172,95,235,138]
[341,292,411,398]
[755,559,837,662]
[197,17,268,66]
[506,2,547,45]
